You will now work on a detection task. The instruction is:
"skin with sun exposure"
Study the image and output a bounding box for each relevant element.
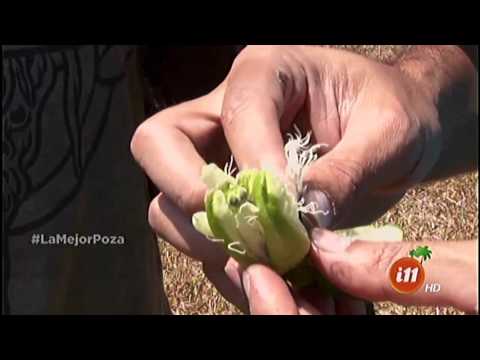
[131,45,477,315]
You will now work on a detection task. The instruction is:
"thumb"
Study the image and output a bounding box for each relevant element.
[300,142,406,230]
[242,264,299,315]
[308,228,478,312]
[308,228,408,303]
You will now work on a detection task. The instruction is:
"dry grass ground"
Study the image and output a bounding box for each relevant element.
[158,45,479,315]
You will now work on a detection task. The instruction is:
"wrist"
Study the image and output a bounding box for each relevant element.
[389,53,443,188]
[395,46,476,113]
[426,241,478,314]
[395,46,478,182]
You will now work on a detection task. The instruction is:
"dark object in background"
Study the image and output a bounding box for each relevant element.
[2,45,168,314]
[141,46,244,116]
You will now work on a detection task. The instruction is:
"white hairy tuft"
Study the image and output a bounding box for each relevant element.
[284,124,329,216]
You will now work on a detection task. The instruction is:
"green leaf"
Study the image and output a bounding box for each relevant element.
[194,162,405,297]
[205,189,254,265]
[201,163,235,190]
[250,170,310,275]
[336,224,404,242]
[235,202,268,263]
[192,211,214,239]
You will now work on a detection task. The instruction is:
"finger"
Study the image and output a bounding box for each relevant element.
[221,47,307,179]
[131,93,228,215]
[149,193,228,267]
[294,287,335,315]
[295,298,322,315]
[223,257,244,294]
[149,193,248,309]
[309,227,407,302]
[243,264,299,315]
[334,298,367,315]
[302,105,422,229]
[309,228,475,310]
[204,259,249,313]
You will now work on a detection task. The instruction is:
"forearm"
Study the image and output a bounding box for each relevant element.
[422,241,478,314]
[396,45,478,182]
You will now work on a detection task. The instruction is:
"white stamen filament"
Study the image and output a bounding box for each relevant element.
[285,124,329,217]
[298,201,330,215]
[206,236,225,243]
[227,241,247,255]
[245,215,258,225]
[224,155,237,177]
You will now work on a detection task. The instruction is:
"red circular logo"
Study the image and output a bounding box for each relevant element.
[389,257,425,294]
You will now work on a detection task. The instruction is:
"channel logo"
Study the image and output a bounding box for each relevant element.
[389,246,438,294]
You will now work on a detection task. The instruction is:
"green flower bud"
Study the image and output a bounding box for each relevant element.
[193,164,310,275]
[247,170,310,274]
[192,126,404,294]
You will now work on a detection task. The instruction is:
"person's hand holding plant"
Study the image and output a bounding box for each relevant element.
[131,45,477,314]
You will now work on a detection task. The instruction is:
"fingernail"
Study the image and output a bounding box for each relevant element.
[242,270,251,300]
[224,258,242,289]
[311,228,353,253]
[302,188,334,229]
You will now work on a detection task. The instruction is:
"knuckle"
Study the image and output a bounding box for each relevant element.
[368,242,405,277]
[220,86,257,127]
[275,67,295,101]
[379,105,426,170]
[174,186,205,215]
[377,101,413,138]
[329,259,355,287]
[233,45,281,66]
[147,196,162,232]
[130,121,149,163]
[130,116,162,165]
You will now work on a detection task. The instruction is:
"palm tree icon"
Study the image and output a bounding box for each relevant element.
[409,246,433,264]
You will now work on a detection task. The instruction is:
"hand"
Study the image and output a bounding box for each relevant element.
[241,264,367,315]
[244,229,478,315]
[130,46,471,312]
